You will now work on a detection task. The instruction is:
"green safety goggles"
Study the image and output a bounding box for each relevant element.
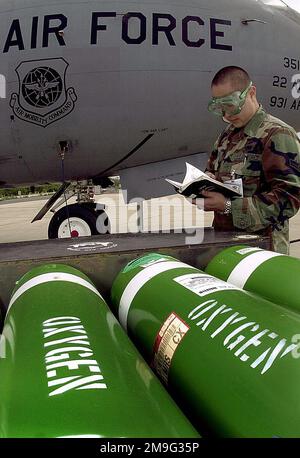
[208,81,253,117]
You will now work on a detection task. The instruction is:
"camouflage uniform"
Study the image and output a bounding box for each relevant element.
[206,105,300,254]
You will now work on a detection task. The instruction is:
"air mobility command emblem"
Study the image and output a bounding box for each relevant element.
[10,57,77,127]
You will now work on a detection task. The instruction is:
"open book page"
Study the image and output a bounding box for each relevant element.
[165,163,208,189]
[165,178,182,188]
[165,162,242,197]
[182,163,206,187]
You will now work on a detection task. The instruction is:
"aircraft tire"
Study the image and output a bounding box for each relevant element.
[48,204,110,239]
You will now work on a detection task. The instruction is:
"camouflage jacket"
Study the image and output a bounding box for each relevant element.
[206,105,300,254]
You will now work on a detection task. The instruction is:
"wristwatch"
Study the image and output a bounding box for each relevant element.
[223,198,232,215]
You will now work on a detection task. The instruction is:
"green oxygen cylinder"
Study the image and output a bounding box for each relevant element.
[205,245,300,313]
[111,253,300,438]
[0,264,199,438]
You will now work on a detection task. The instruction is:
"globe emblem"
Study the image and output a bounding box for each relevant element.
[21,67,63,108]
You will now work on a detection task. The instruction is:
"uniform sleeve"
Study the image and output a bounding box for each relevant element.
[205,135,222,174]
[205,139,219,173]
[231,127,300,232]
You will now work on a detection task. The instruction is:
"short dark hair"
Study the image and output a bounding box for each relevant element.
[211,66,251,91]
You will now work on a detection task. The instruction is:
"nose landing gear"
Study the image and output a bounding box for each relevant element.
[31,180,111,239]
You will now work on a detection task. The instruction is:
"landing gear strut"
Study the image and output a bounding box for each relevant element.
[32,180,111,239]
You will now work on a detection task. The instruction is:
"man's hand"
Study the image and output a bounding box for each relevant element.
[190,191,227,212]
[202,191,226,211]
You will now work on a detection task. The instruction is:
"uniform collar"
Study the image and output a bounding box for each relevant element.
[243,105,266,136]
[226,105,266,137]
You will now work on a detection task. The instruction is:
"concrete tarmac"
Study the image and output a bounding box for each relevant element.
[0,192,300,257]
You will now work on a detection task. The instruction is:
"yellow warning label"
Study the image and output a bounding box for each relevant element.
[153,313,189,384]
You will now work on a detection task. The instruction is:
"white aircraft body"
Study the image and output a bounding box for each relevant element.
[1,0,300,237]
